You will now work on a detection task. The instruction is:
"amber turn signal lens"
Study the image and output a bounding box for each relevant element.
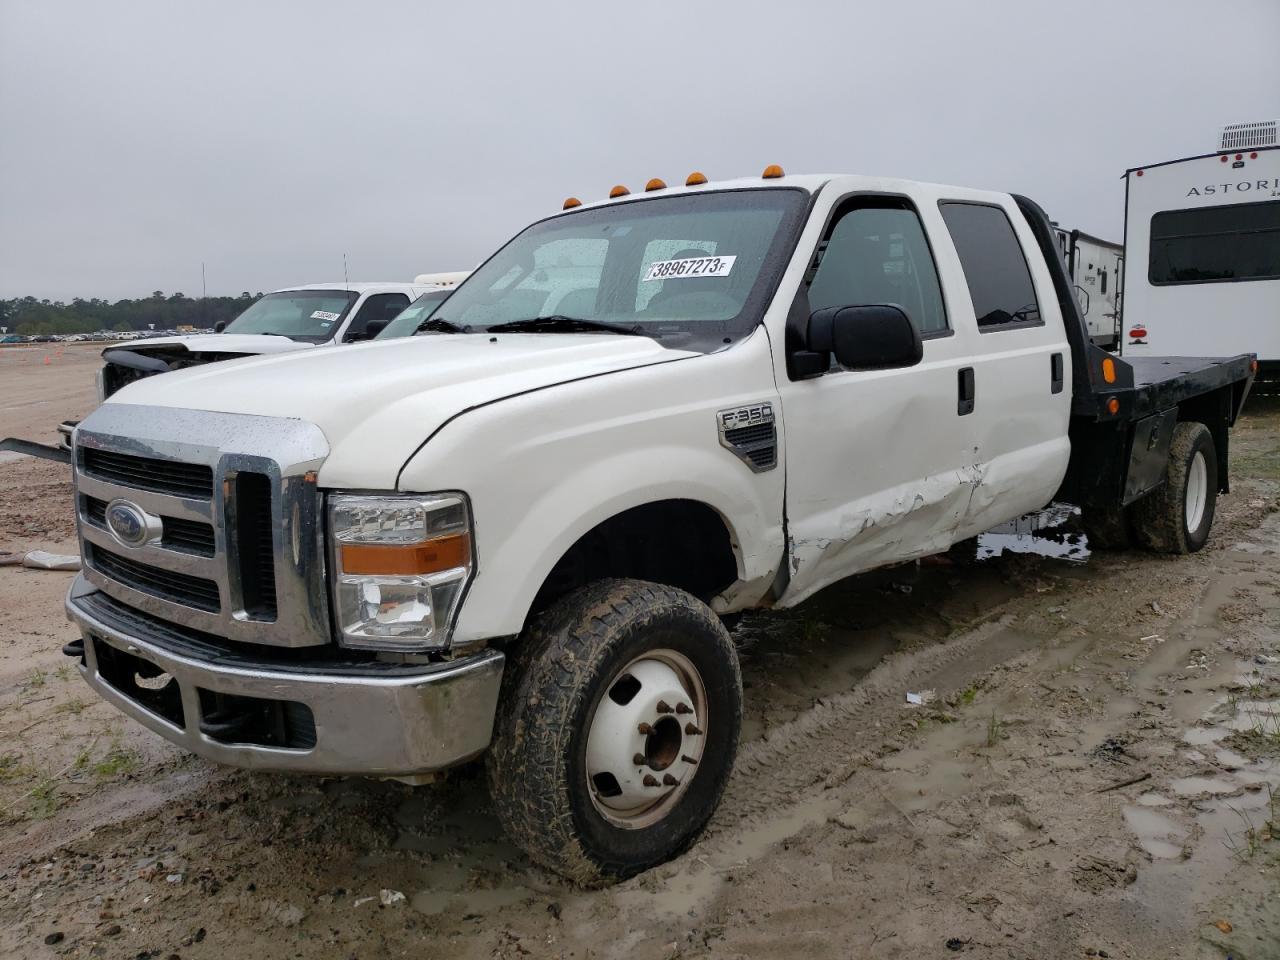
[563,197,582,210]
[644,178,666,191]
[1251,359,1259,373]
[1101,357,1116,384]
[1107,397,1120,416]
[340,533,471,576]
[762,164,784,179]
[686,171,708,186]
[609,184,630,198]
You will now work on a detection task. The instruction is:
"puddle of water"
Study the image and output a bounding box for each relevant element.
[976,503,1090,563]
[1169,775,1243,797]
[1136,792,1174,807]
[411,884,532,916]
[1182,725,1231,746]
[1122,805,1187,860]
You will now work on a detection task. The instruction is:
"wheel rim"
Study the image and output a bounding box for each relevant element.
[1185,450,1208,532]
[585,649,708,830]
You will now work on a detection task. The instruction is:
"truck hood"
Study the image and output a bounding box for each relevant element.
[106,334,315,358]
[106,333,697,487]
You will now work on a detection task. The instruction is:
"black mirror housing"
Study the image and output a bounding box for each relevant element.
[363,319,389,339]
[804,304,922,372]
[213,320,226,333]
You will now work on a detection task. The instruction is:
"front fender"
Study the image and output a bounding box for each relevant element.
[396,332,785,646]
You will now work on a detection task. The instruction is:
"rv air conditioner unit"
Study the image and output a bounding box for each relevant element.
[1219,120,1278,152]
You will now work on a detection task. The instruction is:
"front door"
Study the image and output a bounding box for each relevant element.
[776,194,982,607]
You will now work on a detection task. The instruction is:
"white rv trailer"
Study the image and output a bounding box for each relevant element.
[1053,227,1123,349]
[1120,119,1280,373]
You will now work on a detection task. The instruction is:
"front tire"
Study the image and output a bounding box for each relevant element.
[1134,421,1218,554]
[486,579,742,885]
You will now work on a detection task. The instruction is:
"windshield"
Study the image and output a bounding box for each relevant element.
[224,290,358,342]
[425,189,807,351]
[374,289,454,339]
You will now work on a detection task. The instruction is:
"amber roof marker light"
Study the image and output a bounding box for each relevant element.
[686,171,708,186]
[562,197,582,210]
[645,178,667,192]
[762,164,785,179]
[609,184,630,198]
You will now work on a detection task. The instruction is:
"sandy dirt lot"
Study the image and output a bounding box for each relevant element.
[0,345,1277,960]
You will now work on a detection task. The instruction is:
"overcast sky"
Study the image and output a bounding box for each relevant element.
[2,0,1277,302]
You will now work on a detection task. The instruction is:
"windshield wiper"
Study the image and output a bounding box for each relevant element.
[415,317,466,334]
[486,315,643,336]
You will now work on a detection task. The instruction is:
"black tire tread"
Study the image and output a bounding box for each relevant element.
[1133,421,1216,554]
[485,578,740,885]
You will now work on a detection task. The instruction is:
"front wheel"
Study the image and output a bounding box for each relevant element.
[1133,421,1218,554]
[486,579,742,884]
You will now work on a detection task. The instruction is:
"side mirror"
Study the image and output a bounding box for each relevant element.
[362,319,389,340]
[793,304,922,377]
[213,320,226,333]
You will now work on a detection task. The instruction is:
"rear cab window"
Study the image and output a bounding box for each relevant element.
[938,202,1042,331]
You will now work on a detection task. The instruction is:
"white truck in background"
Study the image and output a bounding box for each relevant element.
[61,167,1255,884]
[1054,227,1123,349]
[1120,119,1280,375]
[96,281,437,402]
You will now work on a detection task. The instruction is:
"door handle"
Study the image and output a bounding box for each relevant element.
[957,367,975,416]
[1051,352,1064,394]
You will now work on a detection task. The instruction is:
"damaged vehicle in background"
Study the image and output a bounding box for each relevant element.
[61,167,1255,885]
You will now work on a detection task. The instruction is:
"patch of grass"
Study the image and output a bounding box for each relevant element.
[57,698,87,716]
[54,664,73,682]
[73,745,93,772]
[986,711,1004,748]
[25,668,47,689]
[92,745,139,780]
[0,753,23,783]
[958,686,978,706]
[27,778,59,819]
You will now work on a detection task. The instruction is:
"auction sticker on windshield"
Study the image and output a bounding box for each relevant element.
[310,310,341,322]
[643,255,736,282]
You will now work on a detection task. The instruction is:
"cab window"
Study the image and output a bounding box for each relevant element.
[806,200,948,336]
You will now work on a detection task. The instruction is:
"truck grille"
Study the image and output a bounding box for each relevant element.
[82,447,214,499]
[87,543,222,612]
[72,405,331,649]
[83,495,216,557]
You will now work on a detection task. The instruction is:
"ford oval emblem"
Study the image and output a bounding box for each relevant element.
[104,500,154,548]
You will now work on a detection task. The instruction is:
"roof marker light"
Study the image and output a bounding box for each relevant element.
[1251,152,1258,159]
[1136,169,1144,176]
[609,184,630,198]
[563,197,582,210]
[762,164,784,179]
[645,178,667,192]
[1220,155,1229,163]
[1236,154,1243,161]
[686,171,708,186]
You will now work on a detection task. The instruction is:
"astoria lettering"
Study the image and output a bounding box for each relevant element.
[1186,179,1275,197]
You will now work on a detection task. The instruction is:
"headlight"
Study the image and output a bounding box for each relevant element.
[328,493,473,652]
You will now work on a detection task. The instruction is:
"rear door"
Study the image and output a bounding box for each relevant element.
[776,189,985,606]
[935,199,1072,536]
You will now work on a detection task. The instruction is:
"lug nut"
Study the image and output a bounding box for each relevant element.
[643,774,660,787]
[663,773,679,786]
[675,702,693,715]
[684,723,703,736]
[656,700,673,714]
[682,754,698,765]
[633,753,646,766]
[638,722,653,735]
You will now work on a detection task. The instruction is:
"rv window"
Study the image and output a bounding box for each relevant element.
[938,202,1042,331]
[1149,200,1280,285]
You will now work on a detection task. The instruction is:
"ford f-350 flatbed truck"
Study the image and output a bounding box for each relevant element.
[60,168,1255,884]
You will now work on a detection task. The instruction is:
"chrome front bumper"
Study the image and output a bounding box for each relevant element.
[64,576,505,777]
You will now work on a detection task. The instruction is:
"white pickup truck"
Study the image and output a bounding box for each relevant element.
[62,168,1255,884]
[94,281,448,401]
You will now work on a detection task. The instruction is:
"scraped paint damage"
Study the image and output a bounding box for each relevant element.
[780,463,989,608]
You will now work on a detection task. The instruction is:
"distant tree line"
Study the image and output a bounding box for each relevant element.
[0,291,263,336]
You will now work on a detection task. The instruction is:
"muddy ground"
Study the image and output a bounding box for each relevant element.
[1,343,1277,960]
